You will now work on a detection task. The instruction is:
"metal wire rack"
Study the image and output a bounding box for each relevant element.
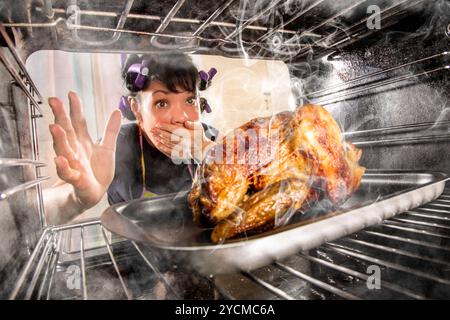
[8,182,450,300]
[0,0,435,58]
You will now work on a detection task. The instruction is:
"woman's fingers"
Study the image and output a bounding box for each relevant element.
[152,128,184,144]
[154,123,189,137]
[154,135,190,160]
[154,122,179,132]
[99,109,122,152]
[68,91,93,148]
[184,120,203,131]
[183,121,196,130]
[54,156,81,185]
[48,97,79,152]
[49,124,79,165]
[154,131,194,150]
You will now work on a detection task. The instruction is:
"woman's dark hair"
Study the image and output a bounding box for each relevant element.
[122,52,199,93]
[119,52,217,120]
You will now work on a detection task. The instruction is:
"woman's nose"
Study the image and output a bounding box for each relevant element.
[171,102,189,124]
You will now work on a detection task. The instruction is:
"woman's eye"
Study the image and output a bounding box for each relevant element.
[155,100,168,108]
[186,97,197,105]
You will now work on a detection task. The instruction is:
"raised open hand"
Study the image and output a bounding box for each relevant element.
[48,91,122,210]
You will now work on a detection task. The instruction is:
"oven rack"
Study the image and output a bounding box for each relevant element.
[9,181,450,300]
[0,24,48,227]
[1,0,433,59]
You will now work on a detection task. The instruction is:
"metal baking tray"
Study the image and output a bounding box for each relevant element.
[101,170,447,275]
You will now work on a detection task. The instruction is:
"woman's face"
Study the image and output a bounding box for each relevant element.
[132,80,200,148]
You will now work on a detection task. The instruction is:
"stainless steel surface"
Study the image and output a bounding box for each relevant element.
[302,51,450,100]
[312,65,450,106]
[344,119,450,138]
[101,171,447,275]
[294,0,427,59]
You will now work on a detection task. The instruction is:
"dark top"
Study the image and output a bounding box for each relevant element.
[107,122,218,205]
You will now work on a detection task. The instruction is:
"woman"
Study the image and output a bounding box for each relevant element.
[43,53,219,225]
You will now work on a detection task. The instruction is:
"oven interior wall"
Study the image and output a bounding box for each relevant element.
[0,50,42,298]
[288,7,450,176]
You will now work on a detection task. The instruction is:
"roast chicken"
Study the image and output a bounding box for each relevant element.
[188,104,365,243]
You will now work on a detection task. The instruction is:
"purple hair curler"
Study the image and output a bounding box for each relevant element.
[127,59,150,90]
[198,67,217,113]
[198,67,218,91]
[203,101,212,113]
[200,97,212,113]
[199,70,209,90]
[199,70,209,82]
[208,67,217,80]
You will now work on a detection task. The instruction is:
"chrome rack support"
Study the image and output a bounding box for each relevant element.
[255,0,326,43]
[131,241,181,299]
[275,261,360,300]
[0,28,43,114]
[48,7,295,34]
[68,0,134,46]
[39,232,62,300]
[325,243,450,285]
[242,271,295,300]
[224,0,285,41]
[150,0,186,46]
[0,158,46,168]
[80,227,88,300]
[0,176,50,201]
[192,0,236,36]
[9,229,51,299]
[1,21,258,47]
[0,25,43,103]
[24,232,56,299]
[101,227,133,300]
[299,253,426,299]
